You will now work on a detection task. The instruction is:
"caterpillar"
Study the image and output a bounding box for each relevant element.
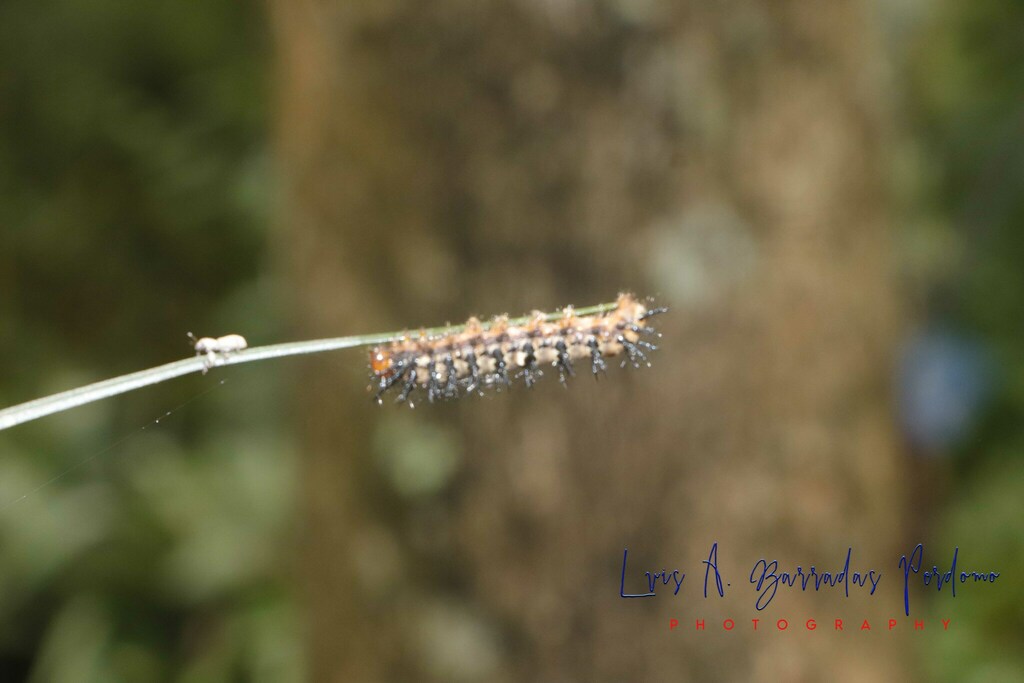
[369,293,667,406]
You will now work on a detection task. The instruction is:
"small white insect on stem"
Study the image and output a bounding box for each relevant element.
[188,333,249,373]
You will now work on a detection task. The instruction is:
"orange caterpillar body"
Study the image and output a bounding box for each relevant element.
[370,293,666,405]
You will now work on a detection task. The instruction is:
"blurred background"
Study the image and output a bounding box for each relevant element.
[0,0,1021,680]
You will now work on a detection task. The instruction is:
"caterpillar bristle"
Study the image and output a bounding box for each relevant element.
[368,294,666,406]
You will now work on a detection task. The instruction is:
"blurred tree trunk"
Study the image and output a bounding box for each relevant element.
[273,0,909,680]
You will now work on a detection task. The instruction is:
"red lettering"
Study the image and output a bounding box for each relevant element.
[942,619,950,630]
[888,619,897,630]
[751,618,759,630]
[695,619,705,631]
[669,619,679,631]
[806,619,817,631]
[835,619,844,631]
[777,619,789,631]
[861,620,871,631]
[914,620,924,630]
[723,619,734,631]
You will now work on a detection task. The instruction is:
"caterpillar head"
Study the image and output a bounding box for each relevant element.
[370,348,395,377]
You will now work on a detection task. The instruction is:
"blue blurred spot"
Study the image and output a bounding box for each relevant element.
[897,328,991,453]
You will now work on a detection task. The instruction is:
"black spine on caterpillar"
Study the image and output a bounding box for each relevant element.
[368,293,667,406]
[554,339,574,385]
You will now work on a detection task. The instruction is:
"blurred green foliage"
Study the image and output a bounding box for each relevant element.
[910,0,1024,679]
[0,0,301,680]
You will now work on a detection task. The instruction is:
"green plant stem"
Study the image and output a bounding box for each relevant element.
[0,301,617,431]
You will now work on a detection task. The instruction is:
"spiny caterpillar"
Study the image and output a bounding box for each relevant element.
[370,293,667,406]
